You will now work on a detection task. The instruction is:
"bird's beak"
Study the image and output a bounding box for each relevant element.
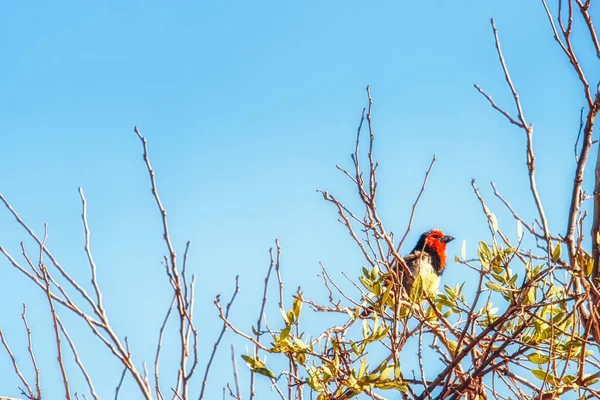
[441,235,455,243]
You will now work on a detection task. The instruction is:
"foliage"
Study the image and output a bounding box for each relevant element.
[1,1,600,400]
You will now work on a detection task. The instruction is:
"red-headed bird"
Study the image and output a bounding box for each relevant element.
[361,229,455,317]
[400,229,455,296]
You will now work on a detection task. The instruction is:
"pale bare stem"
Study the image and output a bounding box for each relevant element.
[575,0,600,57]
[133,127,190,398]
[170,389,184,400]
[40,264,70,399]
[249,246,279,400]
[322,264,362,307]
[231,345,242,400]
[486,19,551,253]
[199,275,240,400]
[14,246,151,396]
[418,325,429,398]
[365,86,377,202]
[20,242,42,280]
[397,155,436,251]
[274,239,284,324]
[454,267,486,365]
[490,182,545,240]
[269,381,286,400]
[473,85,523,128]
[575,107,585,162]
[0,247,84,317]
[57,318,100,400]
[317,266,336,305]
[132,126,180,290]
[115,366,127,400]
[0,193,102,316]
[226,383,241,400]
[185,275,199,382]
[155,295,176,400]
[590,109,600,280]
[0,329,34,400]
[10,221,149,395]
[214,296,269,351]
[181,241,191,308]
[317,190,376,267]
[20,304,41,400]
[38,224,71,400]
[540,0,593,105]
[79,187,104,316]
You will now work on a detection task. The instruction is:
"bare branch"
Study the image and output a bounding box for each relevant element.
[199,276,240,400]
[0,329,34,400]
[397,155,436,250]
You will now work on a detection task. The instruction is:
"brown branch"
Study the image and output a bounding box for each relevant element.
[79,187,105,317]
[249,244,279,400]
[575,0,600,58]
[20,304,41,400]
[41,263,71,399]
[133,127,191,398]
[479,19,551,255]
[57,318,100,400]
[155,295,175,400]
[230,345,242,400]
[397,155,437,251]
[0,329,34,400]
[199,276,240,400]
[0,193,102,317]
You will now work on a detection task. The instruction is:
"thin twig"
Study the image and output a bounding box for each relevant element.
[199,276,240,400]
[397,155,436,250]
[155,295,176,400]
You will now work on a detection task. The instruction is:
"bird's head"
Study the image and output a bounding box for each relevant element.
[412,229,455,274]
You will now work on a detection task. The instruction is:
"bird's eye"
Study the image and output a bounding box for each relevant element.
[429,230,443,239]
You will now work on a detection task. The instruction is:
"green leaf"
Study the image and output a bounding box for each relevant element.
[486,282,505,292]
[371,265,380,280]
[362,319,372,340]
[490,213,498,234]
[527,352,549,365]
[280,326,291,341]
[280,308,290,325]
[287,310,296,324]
[292,295,302,320]
[583,254,594,277]
[478,241,492,265]
[359,276,373,291]
[447,340,457,354]
[380,365,394,380]
[532,369,548,381]
[241,355,257,368]
[526,288,536,305]
[358,357,368,378]
[552,242,562,263]
[410,275,424,302]
[255,367,277,380]
[381,282,393,307]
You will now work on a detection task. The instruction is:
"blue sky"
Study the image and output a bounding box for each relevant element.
[0,1,594,398]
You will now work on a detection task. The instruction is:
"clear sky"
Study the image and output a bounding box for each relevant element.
[0,1,593,399]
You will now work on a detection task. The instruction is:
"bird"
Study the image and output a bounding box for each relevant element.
[398,229,455,296]
[361,229,455,317]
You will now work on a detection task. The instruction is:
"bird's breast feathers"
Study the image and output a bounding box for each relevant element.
[405,251,442,295]
[418,261,441,295]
